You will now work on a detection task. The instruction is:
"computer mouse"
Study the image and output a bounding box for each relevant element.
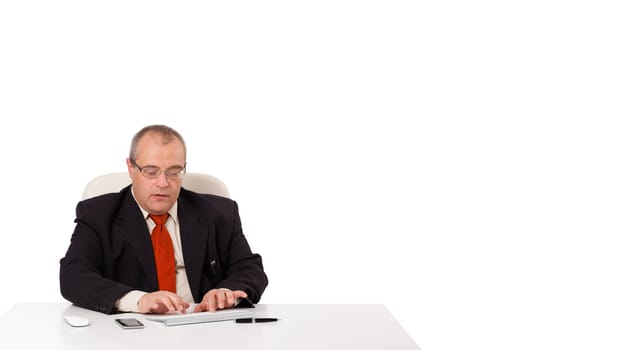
[64,315,91,327]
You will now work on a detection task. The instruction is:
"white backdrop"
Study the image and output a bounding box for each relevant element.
[1,1,635,348]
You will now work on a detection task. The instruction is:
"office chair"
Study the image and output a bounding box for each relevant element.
[82,172,230,200]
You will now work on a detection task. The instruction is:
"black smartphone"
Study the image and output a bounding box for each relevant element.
[115,318,145,329]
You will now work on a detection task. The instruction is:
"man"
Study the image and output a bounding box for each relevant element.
[60,125,267,314]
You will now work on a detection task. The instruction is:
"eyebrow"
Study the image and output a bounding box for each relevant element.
[139,164,185,169]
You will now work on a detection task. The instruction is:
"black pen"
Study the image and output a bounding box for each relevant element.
[235,317,278,323]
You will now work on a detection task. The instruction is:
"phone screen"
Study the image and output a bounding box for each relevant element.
[116,318,144,329]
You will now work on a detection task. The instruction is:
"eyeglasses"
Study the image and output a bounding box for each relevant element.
[131,159,186,179]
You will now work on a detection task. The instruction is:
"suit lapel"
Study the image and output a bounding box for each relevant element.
[178,191,211,301]
[115,188,158,291]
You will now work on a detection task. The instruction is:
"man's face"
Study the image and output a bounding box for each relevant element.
[127,133,186,215]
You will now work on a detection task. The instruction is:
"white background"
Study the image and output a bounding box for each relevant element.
[1,1,634,348]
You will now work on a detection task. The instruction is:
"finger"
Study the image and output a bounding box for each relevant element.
[207,292,219,311]
[166,293,188,312]
[195,291,215,313]
[166,294,189,313]
[193,303,204,312]
[150,301,169,314]
[162,295,177,312]
[233,290,248,299]
[145,302,160,313]
[195,295,214,312]
[193,295,208,313]
[180,301,190,313]
[155,293,180,313]
[216,290,228,309]
[150,298,170,313]
[225,290,236,308]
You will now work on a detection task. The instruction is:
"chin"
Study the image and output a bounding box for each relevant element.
[155,207,171,214]
[148,204,170,214]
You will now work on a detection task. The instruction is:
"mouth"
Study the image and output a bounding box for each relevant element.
[151,194,170,200]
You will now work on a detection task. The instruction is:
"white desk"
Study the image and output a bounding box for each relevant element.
[0,303,420,349]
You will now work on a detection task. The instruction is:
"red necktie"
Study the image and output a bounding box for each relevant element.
[149,213,176,292]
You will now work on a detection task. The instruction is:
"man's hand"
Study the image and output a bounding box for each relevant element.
[138,291,190,314]
[194,289,248,312]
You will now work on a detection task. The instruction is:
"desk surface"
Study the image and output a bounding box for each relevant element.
[0,303,420,350]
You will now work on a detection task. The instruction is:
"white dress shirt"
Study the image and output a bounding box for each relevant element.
[115,189,195,312]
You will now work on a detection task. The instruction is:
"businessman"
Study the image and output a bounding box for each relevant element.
[60,125,267,314]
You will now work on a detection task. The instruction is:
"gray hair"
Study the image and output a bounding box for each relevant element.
[129,124,187,161]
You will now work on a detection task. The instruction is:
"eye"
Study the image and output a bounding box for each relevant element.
[142,166,161,176]
[166,167,184,176]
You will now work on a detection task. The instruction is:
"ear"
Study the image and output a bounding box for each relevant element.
[126,158,135,178]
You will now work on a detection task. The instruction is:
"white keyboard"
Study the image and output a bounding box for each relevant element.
[145,308,255,326]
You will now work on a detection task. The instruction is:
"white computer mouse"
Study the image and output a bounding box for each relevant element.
[64,315,91,327]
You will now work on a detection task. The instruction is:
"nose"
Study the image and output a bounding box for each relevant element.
[156,171,170,187]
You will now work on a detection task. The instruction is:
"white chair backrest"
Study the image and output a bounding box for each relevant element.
[82,172,230,200]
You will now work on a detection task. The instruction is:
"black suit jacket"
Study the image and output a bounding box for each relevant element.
[59,186,267,314]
